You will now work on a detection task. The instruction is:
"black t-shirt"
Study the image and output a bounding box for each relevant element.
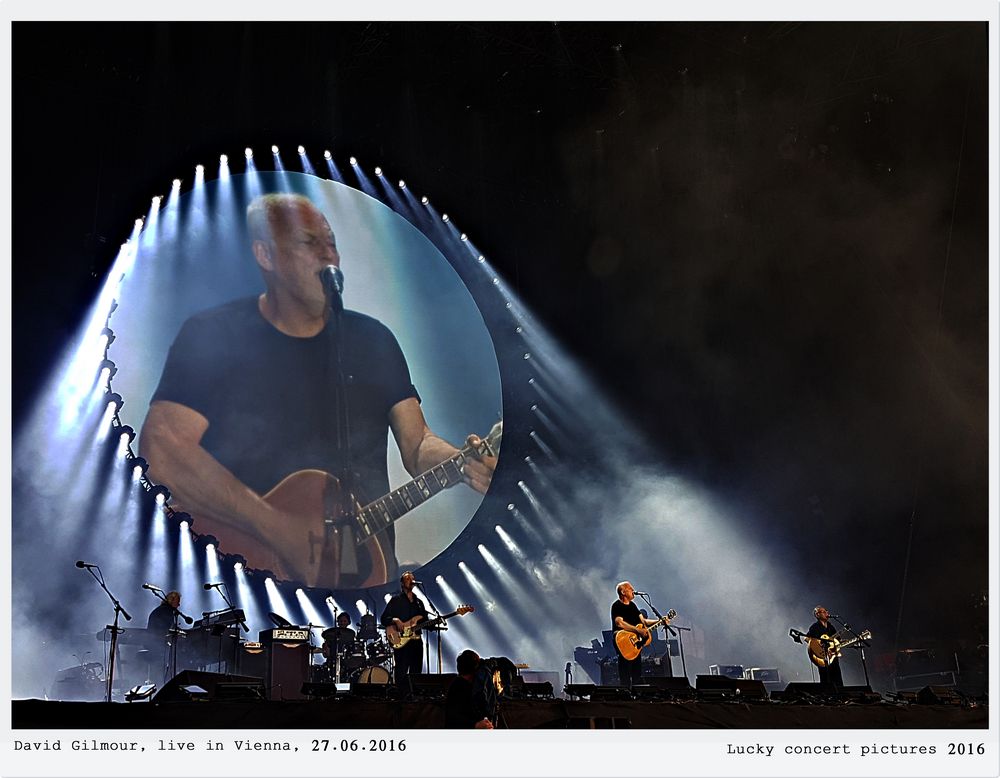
[152,297,419,503]
[807,620,837,641]
[146,602,179,634]
[380,591,429,637]
[611,599,642,632]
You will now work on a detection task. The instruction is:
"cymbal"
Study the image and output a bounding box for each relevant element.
[268,612,294,629]
[321,627,356,642]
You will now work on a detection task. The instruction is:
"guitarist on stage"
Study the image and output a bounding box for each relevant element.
[380,571,428,687]
[807,606,844,687]
[611,581,666,688]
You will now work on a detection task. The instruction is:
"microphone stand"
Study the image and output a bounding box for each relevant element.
[79,563,132,703]
[417,586,444,673]
[831,614,871,689]
[636,592,674,677]
[322,268,356,574]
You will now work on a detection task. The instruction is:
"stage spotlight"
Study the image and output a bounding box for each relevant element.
[523,352,531,360]
[152,195,162,206]
[507,503,515,511]
[384,593,392,604]
[461,234,468,241]
[421,196,429,205]
[150,485,171,505]
[355,599,368,615]
[118,425,135,444]
[244,147,253,158]
[478,256,485,263]
[398,180,406,189]
[271,145,279,154]
[134,218,143,228]
[492,278,499,285]
[195,164,204,174]
[206,543,215,553]
[129,456,149,479]
[172,178,181,190]
[234,562,244,573]
[323,150,332,160]
[442,214,449,222]
[220,154,228,165]
[349,156,358,166]
[106,392,123,412]
[99,326,116,348]
[374,166,383,176]
[435,575,444,583]
[505,302,512,309]
[515,326,523,334]
[297,145,305,155]
[98,358,117,379]
[171,511,192,526]
[530,405,537,412]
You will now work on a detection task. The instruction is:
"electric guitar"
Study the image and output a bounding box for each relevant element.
[189,422,502,589]
[791,628,872,668]
[615,609,676,661]
[385,605,475,649]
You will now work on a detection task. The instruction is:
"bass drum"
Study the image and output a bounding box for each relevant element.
[355,666,391,684]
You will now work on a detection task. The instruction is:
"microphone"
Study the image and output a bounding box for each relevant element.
[75,560,97,569]
[633,591,649,596]
[183,615,194,625]
[203,582,223,590]
[412,580,424,586]
[142,583,163,592]
[830,614,841,619]
[319,265,344,312]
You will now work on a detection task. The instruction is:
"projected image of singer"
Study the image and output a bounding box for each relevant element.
[139,193,498,588]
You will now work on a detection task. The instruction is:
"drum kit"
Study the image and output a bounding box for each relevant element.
[311,618,393,685]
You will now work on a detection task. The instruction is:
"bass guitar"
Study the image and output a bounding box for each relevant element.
[615,609,676,661]
[385,605,475,649]
[790,628,872,668]
[188,422,502,589]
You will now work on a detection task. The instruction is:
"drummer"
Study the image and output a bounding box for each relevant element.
[320,613,356,662]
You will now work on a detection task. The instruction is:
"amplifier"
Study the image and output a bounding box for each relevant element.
[259,628,310,643]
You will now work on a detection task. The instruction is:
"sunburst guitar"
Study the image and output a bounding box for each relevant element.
[385,606,475,649]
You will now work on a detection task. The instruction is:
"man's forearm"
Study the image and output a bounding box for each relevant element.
[410,432,460,475]
[141,437,284,543]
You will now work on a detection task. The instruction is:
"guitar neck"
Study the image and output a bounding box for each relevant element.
[410,610,461,634]
[353,449,472,544]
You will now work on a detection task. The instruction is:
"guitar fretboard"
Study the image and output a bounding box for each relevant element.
[353,451,469,544]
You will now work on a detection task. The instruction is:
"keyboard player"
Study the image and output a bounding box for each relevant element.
[147,591,184,633]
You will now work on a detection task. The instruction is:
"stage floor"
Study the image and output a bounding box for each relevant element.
[12,698,988,729]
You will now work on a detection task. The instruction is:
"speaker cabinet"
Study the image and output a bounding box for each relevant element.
[266,643,311,701]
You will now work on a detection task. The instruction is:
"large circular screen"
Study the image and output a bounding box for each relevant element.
[110,171,502,589]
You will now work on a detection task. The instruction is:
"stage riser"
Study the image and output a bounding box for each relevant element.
[12,699,988,730]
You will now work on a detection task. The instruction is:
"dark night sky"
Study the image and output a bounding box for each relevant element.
[12,22,989,648]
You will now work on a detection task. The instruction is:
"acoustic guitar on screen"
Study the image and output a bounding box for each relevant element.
[615,609,677,661]
[189,421,502,589]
